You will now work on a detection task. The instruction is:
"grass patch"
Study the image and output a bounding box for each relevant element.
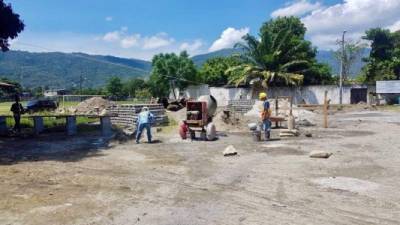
[5,116,98,130]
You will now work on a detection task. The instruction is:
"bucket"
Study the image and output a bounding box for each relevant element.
[252,130,261,142]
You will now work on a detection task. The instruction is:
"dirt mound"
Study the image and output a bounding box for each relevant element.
[213,109,255,132]
[75,97,116,114]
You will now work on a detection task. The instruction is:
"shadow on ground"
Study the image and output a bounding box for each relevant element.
[0,132,112,165]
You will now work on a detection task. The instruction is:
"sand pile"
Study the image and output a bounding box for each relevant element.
[213,109,255,132]
[75,97,116,114]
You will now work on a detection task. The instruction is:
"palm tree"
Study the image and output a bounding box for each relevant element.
[226,18,314,88]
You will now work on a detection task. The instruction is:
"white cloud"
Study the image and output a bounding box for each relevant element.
[209,27,249,52]
[301,0,400,49]
[120,34,140,48]
[271,0,322,18]
[102,31,120,42]
[105,16,113,22]
[388,20,400,32]
[179,40,204,54]
[142,33,174,50]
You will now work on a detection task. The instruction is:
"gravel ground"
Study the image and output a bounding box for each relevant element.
[0,109,400,225]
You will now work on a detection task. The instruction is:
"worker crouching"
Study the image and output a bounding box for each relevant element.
[259,92,271,141]
[136,106,155,144]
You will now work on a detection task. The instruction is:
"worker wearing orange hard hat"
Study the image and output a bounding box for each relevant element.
[259,92,271,140]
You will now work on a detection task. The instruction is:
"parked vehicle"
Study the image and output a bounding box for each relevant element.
[26,99,58,113]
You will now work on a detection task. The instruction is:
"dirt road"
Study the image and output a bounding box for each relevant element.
[1,109,400,225]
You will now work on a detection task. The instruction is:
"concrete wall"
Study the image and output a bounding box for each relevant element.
[209,87,252,106]
[175,84,376,106]
[174,85,252,106]
[264,85,376,105]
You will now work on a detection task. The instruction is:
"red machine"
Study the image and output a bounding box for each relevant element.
[179,95,217,141]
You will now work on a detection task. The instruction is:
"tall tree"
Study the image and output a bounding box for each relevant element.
[363,28,393,61]
[123,78,147,97]
[106,76,125,100]
[149,51,198,97]
[199,56,242,87]
[0,0,24,51]
[361,28,400,82]
[227,16,331,87]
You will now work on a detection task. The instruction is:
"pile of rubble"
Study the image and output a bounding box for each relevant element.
[58,97,116,115]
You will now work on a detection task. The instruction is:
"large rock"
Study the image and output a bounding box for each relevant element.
[309,151,332,159]
[223,145,238,157]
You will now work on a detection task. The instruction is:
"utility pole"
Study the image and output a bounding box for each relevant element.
[339,30,347,105]
[79,74,83,96]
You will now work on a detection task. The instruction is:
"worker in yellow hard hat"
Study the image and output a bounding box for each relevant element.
[259,92,271,140]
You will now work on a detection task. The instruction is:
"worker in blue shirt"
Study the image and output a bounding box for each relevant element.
[259,92,271,140]
[136,106,155,144]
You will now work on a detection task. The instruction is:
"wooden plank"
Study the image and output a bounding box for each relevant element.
[323,91,328,129]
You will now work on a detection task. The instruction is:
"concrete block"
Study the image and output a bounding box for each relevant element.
[100,116,113,136]
[66,116,77,136]
[33,117,44,135]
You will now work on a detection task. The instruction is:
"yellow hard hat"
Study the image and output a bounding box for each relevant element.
[259,92,267,100]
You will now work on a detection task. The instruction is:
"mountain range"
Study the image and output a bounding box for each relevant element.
[0,51,151,89]
[0,48,367,89]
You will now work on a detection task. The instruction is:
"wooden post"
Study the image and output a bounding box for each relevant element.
[323,91,328,128]
[275,97,279,128]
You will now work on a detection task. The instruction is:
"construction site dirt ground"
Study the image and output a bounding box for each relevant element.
[1,108,400,225]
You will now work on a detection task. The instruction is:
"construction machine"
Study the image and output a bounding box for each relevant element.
[179,95,217,141]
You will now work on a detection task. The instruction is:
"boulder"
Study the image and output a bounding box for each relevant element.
[223,145,238,156]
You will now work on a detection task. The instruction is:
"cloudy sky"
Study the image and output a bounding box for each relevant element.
[6,0,400,60]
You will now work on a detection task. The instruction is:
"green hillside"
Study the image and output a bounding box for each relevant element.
[0,51,151,88]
